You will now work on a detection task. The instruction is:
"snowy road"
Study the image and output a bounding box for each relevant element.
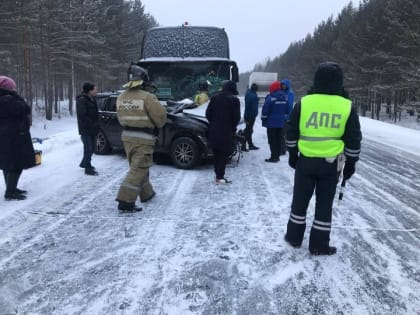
[0,120,419,315]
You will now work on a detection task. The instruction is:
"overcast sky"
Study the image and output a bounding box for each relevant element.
[140,0,359,72]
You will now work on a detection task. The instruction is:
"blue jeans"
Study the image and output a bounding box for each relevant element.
[80,135,95,168]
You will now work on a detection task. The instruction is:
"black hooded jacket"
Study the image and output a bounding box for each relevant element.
[76,93,99,136]
[0,88,35,170]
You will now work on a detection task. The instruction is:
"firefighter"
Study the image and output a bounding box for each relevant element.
[284,62,362,255]
[116,65,167,212]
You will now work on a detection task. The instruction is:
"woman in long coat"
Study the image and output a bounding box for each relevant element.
[0,76,35,200]
[205,80,241,184]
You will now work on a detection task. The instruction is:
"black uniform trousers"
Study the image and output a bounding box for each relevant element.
[267,128,283,159]
[286,155,338,250]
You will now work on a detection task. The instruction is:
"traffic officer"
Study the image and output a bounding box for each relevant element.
[284,62,362,255]
[116,65,167,212]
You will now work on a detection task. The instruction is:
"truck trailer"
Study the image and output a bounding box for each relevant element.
[248,72,278,103]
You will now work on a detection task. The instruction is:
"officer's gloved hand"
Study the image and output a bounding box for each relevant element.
[343,162,356,180]
[288,152,298,169]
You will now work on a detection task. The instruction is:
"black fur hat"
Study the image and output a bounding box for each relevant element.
[312,62,343,95]
[82,82,95,93]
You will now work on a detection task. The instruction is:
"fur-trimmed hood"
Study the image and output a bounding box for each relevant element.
[311,62,344,95]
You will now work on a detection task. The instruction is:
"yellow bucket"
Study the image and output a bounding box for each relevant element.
[34,150,42,165]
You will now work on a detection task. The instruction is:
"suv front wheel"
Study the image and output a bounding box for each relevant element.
[95,130,111,154]
[170,137,201,169]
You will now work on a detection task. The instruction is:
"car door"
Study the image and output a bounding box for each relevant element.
[102,96,123,146]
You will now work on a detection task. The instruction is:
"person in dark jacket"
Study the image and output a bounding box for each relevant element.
[205,80,241,184]
[261,81,289,162]
[280,79,295,155]
[284,62,362,255]
[281,79,295,116]
[0,76,35,200]
[76,82,99,176]
[243,83,260,151]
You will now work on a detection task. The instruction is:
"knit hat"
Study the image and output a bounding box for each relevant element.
[269,81,281,93]
[82,82,95,93]
[0,76,17,91]
[312,62,343,95]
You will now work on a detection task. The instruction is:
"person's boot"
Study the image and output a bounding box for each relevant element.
[265,157,279,163]
[248,144,259,150]
[215,178,232,184]
[241,144,248,152]
[15,188,27,195]
[85,167,98,176]
[5,190,26,201]
[309,246,337,256]
[117,200,142,212]
[141,192,156,203]
[284,234,301,248]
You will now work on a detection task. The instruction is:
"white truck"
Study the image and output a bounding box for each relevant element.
[248,72,278,103]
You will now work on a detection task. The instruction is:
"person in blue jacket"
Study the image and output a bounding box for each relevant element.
[243,83,260,151]
[280,79,295,155]
[261,81,289,162]
[281,79,295,115]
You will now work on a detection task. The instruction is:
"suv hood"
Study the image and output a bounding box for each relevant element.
[183,102,208,123]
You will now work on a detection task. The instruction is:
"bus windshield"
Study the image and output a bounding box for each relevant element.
[138,60,239,101]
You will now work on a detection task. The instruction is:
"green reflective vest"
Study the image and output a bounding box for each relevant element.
[298,94,351,158]
[194,92,209,105]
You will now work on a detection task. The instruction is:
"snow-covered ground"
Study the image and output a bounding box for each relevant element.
[0,112,419,314]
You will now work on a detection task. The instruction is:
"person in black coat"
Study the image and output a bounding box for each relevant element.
[76,82,99,175]
[205,80,241,184]
[0,76,35,200]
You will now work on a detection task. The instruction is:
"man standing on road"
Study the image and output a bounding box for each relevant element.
[116,65,167,212]
[206,80,241,184]
[76,82,99,176]
[284,62,362,255]
[243,83,260,151]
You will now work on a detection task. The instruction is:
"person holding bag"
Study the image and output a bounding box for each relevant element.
[0,76,36,200]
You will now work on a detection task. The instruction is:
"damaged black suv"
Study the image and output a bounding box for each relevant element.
[95,92,233,169]
[95,26,244,169]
